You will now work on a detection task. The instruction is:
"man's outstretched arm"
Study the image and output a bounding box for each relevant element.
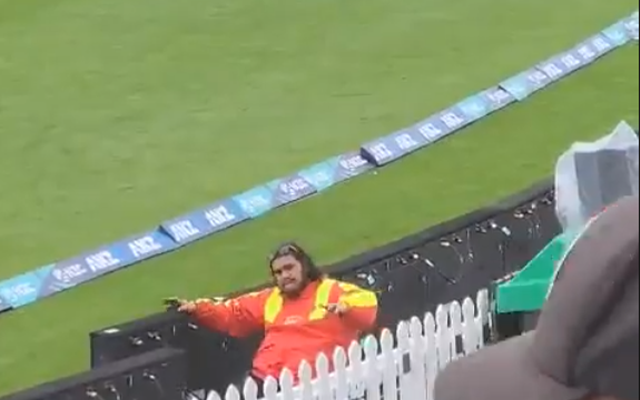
[181,290,268,338]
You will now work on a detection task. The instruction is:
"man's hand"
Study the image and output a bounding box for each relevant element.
[177,300,198,314]
[162,298,213,314]
[164,297,224,314]
[325,302,349,316]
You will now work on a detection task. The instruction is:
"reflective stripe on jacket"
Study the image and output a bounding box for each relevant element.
[193,278,378,381]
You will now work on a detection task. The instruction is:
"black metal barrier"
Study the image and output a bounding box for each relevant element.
[90,311,260,396]
[0,348,186,400]
[88,178,560,395]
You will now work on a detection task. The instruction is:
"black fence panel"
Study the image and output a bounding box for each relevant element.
[89,179,560,395]
[0,348,186,400]
[89,312,262,394]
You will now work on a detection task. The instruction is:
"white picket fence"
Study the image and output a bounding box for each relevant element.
[202,289,491,400]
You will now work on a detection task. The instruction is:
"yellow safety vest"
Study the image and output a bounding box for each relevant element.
[264,279,337,324]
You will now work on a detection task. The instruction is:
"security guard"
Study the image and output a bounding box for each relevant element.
[177,242,378,390]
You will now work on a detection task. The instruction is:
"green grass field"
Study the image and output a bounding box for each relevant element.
[0,0,638,394]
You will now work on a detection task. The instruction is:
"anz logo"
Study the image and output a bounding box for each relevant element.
[418,122,443,142]
[526,69,549,86]
[394,133,418,150]
[459,99,485,119]
[339,154,367,171]
[238,191,271,215]
[279,178,309,197]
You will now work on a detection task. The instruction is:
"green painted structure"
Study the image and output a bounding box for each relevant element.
[495,233,570,313]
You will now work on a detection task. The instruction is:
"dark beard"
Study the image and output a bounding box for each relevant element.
[279,279,308,298]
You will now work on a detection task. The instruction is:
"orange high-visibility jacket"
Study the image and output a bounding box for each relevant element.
[192,278,378,381]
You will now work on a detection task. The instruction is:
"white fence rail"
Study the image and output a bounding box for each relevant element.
[204,289,491,400]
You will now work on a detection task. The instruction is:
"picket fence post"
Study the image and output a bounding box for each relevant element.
[332,347,349,400]
[206,390,222,400]
[476,289,490,349]
[279,369,295,400]
[395,321,412,400]
[241,377,258,400]
[363,334,381,400]
[422,311,438,400]
[224,384,241,400]
[347,340,365,399]
[205,289,490,400]
[435,304,452,370]
[408,317,427,400]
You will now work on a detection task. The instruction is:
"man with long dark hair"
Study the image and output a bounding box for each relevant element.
[176,242,378,391]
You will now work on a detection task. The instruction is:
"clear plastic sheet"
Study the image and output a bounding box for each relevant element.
[554,121,639,236]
